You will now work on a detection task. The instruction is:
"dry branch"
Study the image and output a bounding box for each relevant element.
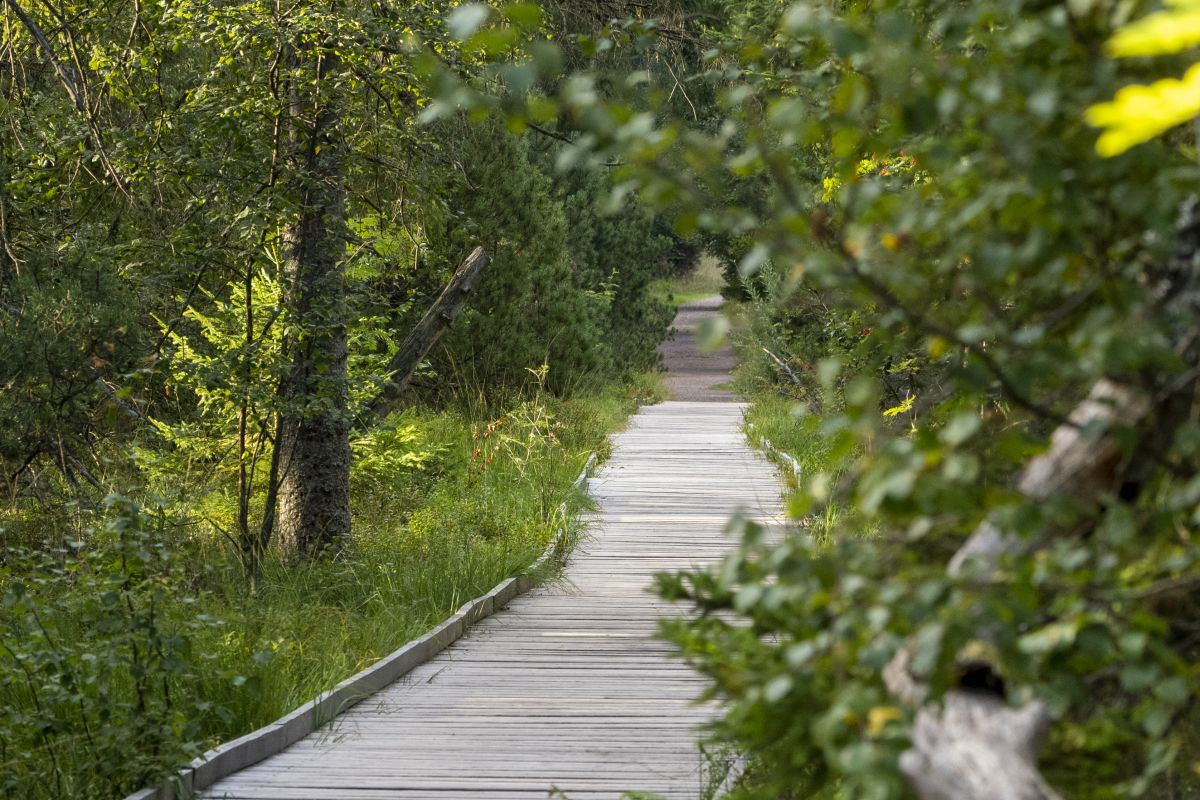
[4,0,130,196]
[3,0,84,113]
[362,246,488,420]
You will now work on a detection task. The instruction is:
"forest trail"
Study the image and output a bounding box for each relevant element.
[659,295,738,402]
[200,297,783,799]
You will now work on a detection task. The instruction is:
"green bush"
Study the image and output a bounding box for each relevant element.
[427,122,609,388]
[425,1,1200,797]
[649,2,1200,796]
[417,120,673,391]
[0,496,225,799]
[0,377,643,799]
[548,152,675,373]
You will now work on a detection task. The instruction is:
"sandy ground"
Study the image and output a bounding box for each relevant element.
[658,295,738,401]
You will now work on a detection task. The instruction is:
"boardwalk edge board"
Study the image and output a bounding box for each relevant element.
[123,452,598,800]
[745,422,802,479]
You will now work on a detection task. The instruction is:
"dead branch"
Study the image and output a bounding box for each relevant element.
[2,0,83,113]
[361,246,488,421]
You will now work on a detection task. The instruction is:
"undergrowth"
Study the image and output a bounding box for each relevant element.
[0,373,661,799]
[729,300,860,545]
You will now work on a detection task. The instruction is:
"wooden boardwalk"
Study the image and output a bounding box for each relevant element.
[202,303,783,800]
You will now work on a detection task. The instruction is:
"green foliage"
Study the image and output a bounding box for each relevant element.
[0,496,222,799]
[678,2,1199,795]
[0,261,143,489]
[427,122,673,389]
[427,0,1200,796]
[151,271,286,456]
[657,519,914,800]
[548,156,675,371]
[182,382,641,746]
[350,422,440,499]
[0,379,646,798]
[0,0,677,513]
[431,122,604,386]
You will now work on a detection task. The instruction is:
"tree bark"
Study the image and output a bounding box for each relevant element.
[276,42,351,558]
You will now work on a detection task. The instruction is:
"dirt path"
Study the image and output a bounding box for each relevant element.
[659,296,738,401]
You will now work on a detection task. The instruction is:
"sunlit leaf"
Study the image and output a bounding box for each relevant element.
[1107,2,1200,57]
[1086,63,1200,156]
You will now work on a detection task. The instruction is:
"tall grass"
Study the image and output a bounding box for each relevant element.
[728,302,864,543]
[650,253,726,306]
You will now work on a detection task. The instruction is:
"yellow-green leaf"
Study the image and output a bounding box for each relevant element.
[866,706,902,737]
[1086,63,1200,156]
[882,394,914,418]
[1107,2,1200,58]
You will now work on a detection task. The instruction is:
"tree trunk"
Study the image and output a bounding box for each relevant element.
[276,42,351,558]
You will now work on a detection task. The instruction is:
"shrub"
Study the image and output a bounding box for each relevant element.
[0,496,229,799]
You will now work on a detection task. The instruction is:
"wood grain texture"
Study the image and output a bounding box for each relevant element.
[200,400,783,800]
